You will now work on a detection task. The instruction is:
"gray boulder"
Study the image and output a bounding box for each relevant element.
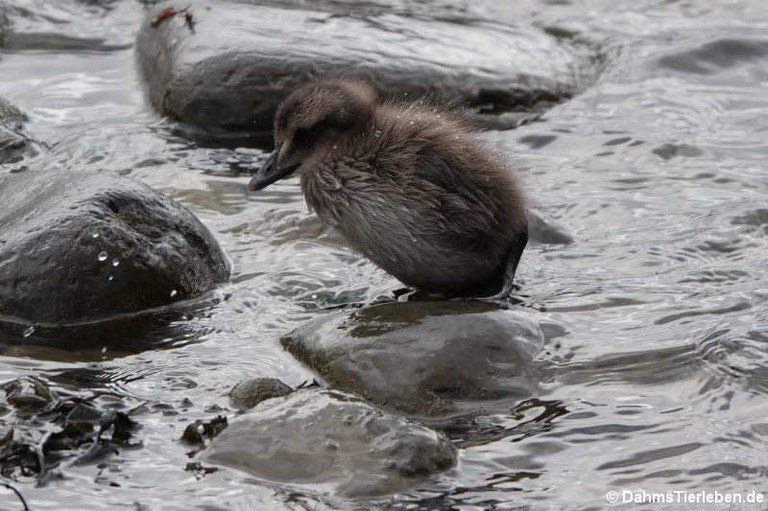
[0,171,229,324]
[136,0,592,137]
[204,389,456,497]
[282,301,545,417]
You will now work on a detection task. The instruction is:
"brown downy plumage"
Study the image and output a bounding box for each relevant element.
[249,80,528,296]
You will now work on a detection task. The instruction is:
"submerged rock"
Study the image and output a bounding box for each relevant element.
[282,301,545,417]
[136,0,591,140]
[656,37,768,76]
[0,171,229,324]
[229,378,293,411]
[204,390,456,497]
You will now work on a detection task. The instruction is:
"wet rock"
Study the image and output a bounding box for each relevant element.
[0,171,229,324]
[2,376,55,413]
[229,378,293,411]
[527,209,574,245]
[182,415,228,447]
[203,390,456,497]
[0,97,35,165]
[282,301,545,417]
[136,0,591,139]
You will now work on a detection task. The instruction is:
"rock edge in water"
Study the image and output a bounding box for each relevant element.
[136,0,592,138]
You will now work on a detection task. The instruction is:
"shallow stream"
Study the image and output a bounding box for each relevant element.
[1,0,767,509]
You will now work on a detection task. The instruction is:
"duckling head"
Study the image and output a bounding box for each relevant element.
[249,80,376,191]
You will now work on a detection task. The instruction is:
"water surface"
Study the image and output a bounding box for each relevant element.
[0,0,767,509]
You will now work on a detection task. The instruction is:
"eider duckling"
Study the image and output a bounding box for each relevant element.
[249,80,528,296]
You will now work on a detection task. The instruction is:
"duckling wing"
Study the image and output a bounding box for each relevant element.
[411,146,503,236]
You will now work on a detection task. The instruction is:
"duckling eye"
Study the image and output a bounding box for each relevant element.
[293,127,312,147]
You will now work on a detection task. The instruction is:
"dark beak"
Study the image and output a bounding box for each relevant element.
[248,145,299,191]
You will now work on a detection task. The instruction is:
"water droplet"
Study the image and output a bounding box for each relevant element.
[112,259,120,267]
[101,346,107,354]
[374,130,382,138]
[98,251,108,262]
[170,289,178,298]
[332,145,338,150]
[108,275,114,281]
[22,325,35,338]
[409,121,414,126]
[91,233,100,239]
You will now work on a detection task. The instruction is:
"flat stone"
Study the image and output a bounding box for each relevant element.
[282,301,545,417]
[229,378,293,410]
[204,389,456,497]
[0,170,229,324]
[136,0,592,139]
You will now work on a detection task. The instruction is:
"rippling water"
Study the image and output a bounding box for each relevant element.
[1,0,767,509]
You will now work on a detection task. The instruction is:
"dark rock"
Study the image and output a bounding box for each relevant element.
[0,381,141,482]
[0,171,229,324]
[203,389,456,497]
[229,378,293,411]
[136,0,591,140]
[527,209,574,245]
[182,415,228,447]
[0,97,35,166]
[282,301,545,417]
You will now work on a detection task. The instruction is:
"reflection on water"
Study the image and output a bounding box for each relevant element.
[1,0,767,509]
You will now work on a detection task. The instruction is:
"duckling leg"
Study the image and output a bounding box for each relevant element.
[498,223,529,298]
